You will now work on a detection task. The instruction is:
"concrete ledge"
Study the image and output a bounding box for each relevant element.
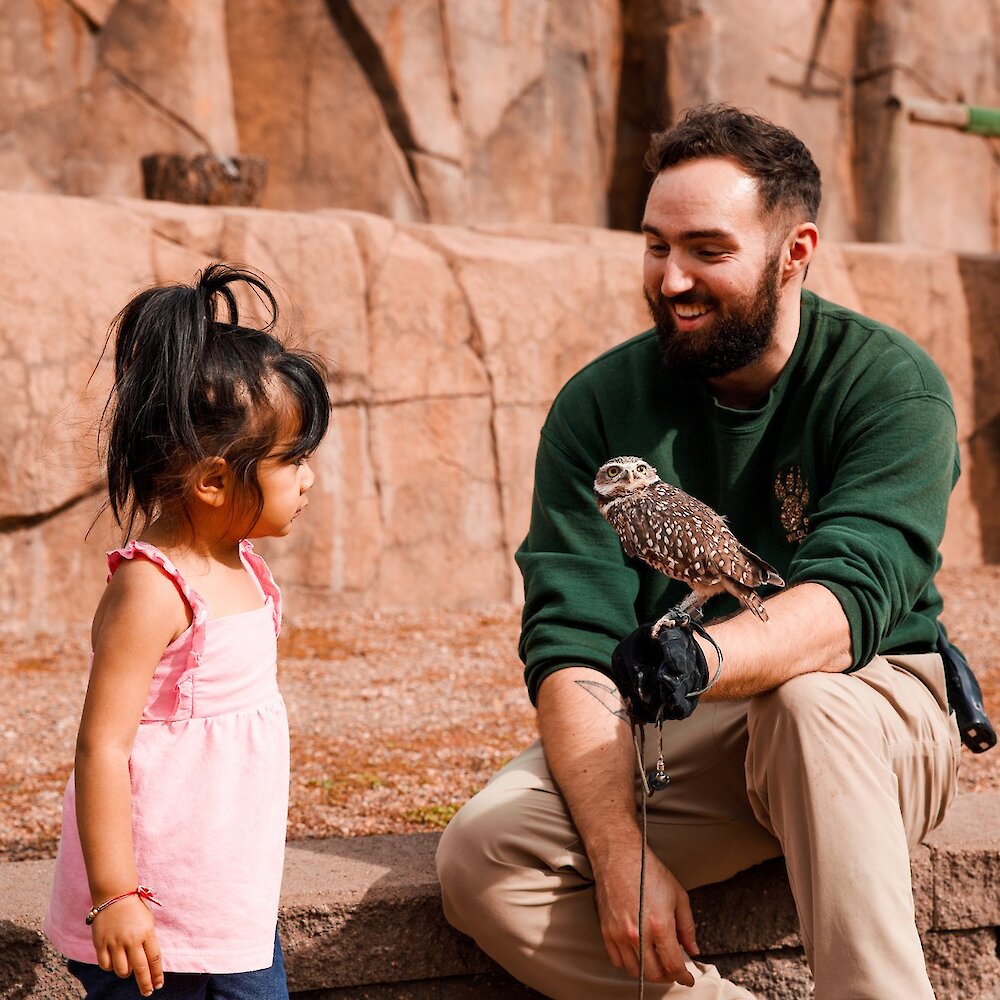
[2,794,998,999]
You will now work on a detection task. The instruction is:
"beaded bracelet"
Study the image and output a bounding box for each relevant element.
[85,885,162,925]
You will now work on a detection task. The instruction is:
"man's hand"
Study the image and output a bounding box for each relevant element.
[536,667,699,984]
[92,896,163,997]
[593,842,699,985]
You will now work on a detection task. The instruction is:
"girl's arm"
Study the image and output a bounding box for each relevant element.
[75,558,188,997]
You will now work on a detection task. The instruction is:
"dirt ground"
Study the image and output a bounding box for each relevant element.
[2,566,998,863]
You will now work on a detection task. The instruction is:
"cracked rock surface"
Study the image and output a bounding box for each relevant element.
[2,1,999,247]
[1,195,999,629]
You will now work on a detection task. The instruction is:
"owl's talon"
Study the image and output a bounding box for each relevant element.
[651,607,691,637]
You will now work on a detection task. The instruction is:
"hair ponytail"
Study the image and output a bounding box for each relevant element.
[100,264,331,539]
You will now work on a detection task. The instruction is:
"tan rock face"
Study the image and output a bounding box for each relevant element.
[653,0,860,242]
[0,194,995,633]
[854,0,1000,251]
[0,194,153,517]
[1,0,236,198]
[226,0,426,221]
[2,1,998,245]
[955,256,1000,565]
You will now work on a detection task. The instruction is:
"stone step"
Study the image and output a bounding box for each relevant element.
[2,793,998,998]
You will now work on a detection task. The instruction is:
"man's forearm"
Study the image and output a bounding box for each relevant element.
[535,585,849,851]
[536,667,642,869]
[698,582,852,700]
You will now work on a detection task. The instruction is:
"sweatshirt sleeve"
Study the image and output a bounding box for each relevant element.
[515,423,642,704]
[786,388,958,670]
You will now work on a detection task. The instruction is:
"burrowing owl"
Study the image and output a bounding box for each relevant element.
[594,456,784,632]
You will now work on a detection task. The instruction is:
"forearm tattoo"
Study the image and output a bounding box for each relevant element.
[575,678,630,722]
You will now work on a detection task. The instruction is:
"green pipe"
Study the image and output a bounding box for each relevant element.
[965,105,1000,137]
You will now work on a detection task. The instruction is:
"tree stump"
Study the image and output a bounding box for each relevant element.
[141,154,268,207]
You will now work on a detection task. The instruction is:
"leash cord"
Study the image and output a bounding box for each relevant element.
[632,722,649,1000]
[687,620,724,696]
[626,619,722,999]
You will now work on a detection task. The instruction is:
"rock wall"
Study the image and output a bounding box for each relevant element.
[0,192,997,633]
[3,0,999,248]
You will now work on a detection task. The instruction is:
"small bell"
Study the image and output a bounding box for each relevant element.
[647,765,670,792]
[647,718,670,792]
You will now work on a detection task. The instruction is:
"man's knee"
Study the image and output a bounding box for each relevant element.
[438,772,584,937]
[436,783,537,933]
[744,671,874,815]
[437,788,500,895]
[748,670,857,746]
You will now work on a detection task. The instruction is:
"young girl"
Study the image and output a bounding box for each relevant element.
[45,264,332,998]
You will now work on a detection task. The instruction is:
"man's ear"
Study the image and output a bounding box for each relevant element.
[782,222,819,282]
[192,457,230,508]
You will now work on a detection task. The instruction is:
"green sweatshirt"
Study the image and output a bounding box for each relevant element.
[516,290,960,704]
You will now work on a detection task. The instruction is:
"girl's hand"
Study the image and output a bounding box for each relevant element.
[91,895,164,996]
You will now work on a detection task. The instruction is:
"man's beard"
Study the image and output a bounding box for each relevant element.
[647,249,782,380]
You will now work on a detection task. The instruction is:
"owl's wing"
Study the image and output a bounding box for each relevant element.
[650,481,724,523]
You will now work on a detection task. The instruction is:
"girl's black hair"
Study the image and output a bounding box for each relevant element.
[101,263,332,539]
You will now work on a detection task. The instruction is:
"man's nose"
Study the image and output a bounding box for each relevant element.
[660,255,695,296]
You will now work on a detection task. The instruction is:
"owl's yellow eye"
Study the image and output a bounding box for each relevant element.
[636,464,648,474]
[606,465,621,478]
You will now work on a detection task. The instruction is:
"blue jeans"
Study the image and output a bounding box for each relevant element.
[67,931,288,999]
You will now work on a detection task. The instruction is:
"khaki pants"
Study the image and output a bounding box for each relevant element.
[436,654,960,999]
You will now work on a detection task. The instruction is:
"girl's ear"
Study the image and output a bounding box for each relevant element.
[192,457,231,508]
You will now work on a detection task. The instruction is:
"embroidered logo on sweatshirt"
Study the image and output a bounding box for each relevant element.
[774,467,811,543]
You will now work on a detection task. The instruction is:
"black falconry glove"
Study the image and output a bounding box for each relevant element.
[610,620,715,724]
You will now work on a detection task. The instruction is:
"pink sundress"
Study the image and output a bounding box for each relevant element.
[45,539,290,973]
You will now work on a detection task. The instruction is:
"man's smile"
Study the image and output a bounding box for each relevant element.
[672,301,711,318]
[670,299,715,329]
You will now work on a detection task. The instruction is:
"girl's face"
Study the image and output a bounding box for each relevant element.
[248,449,316,538]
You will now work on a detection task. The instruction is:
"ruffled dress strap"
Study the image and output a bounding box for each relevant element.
[107,540,209,719]
[239,539,283,636]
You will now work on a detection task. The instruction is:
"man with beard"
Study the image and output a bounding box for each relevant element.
[436,105,960,998]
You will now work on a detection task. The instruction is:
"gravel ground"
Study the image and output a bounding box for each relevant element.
[2,567,998,863]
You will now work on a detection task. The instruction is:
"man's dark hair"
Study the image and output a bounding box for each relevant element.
[645,104,821,224]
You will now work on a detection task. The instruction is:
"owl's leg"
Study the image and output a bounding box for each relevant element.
[651,591,706,637]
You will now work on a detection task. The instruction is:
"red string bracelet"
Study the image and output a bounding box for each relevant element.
[85,886,162,925]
